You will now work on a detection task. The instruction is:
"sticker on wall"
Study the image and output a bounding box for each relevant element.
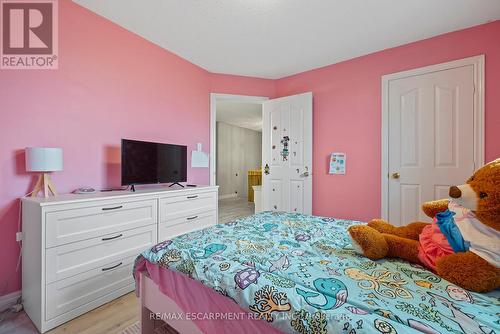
[281,136,290,161]
[329,152,346,174]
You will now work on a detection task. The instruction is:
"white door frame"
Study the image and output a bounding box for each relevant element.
[210,93,269,186]
[381,55,485,220]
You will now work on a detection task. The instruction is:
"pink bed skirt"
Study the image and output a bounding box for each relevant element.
[135,257,284,334]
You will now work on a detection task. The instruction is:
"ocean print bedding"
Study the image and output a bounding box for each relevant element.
[135,212,500,334]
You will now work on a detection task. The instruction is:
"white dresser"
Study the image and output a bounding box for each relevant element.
[21,185,218,333]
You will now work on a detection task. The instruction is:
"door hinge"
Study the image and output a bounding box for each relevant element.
[473,84,476,94]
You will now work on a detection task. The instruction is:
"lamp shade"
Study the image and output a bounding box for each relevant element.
[25,147,63,172]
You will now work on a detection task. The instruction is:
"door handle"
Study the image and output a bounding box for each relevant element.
[392,172,401,179]
[300,171,309,177]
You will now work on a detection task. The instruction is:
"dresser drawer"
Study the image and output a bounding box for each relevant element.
[45,199,157,248]
[159,191,216,222]
[158,210,216,241]
[46,224,156,283]
[45,254,135,321]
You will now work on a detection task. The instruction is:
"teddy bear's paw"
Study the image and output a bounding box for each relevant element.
[348,225,388,260]
[436,252,500,293]
[367,219,428,240]
[421,199,449,218]
[367,219,392,232]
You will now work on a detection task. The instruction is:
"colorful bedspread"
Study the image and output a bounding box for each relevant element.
[136,212,500,334]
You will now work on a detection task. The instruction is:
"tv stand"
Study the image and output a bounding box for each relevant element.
[21,185,218,333]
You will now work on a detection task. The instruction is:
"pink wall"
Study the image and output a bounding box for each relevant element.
[275,21,500,221]
[0,1,275,296]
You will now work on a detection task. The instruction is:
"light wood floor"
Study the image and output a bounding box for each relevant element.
[0,197,254,333]
[218,197,255,224]
[0,292,138,334]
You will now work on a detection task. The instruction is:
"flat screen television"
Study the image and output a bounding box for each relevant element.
[121,139,187,188]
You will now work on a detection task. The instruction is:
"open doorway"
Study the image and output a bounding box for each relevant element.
[210,94,268,223]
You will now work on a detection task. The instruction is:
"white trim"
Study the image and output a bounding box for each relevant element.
[209,93,269,186]
[0,290,21,312]
[381,55,485,220]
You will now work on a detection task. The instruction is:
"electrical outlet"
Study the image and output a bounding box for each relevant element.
[16,232,23,242]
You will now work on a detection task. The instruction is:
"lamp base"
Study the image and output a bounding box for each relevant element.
[31,173,58,198]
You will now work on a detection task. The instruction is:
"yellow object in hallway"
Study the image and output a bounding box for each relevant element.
[248,169,262,202]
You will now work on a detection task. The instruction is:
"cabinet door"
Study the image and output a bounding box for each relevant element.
[46,199,157,247]
[159,210,216,242]
[159,191,216,222]
[45,255,136,321]
[46,224,156,283]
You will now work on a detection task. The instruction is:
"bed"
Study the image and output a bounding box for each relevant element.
[134,212,500,334]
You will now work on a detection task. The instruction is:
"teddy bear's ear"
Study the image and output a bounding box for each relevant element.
[488,158,500,167]
[483,159,500,174]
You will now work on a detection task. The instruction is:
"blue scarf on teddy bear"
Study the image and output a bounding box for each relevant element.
[436,209,470,253]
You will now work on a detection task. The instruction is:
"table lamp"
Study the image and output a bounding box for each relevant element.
[25,147,63,198]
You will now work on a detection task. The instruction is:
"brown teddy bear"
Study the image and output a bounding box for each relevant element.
[348,159,500,292]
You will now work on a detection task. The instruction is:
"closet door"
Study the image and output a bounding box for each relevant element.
[387,65,476,224]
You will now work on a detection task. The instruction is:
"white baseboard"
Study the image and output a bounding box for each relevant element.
[0,290,21,312]
[218,193,238,200]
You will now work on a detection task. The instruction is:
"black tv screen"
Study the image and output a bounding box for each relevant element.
[121,139,187,186]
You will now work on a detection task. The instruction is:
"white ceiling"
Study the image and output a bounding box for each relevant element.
[73,0,500,79]
[216,102,262,132]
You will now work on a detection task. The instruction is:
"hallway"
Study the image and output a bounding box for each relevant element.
[218,197,255,224]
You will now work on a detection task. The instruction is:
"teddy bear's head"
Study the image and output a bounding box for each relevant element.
[449,158,500,230]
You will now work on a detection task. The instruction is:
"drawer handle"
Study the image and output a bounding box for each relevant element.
[102,262,122,271]
[187,195,198,199]
[186,215,198,221]
[102,234,123,241]
[102,205,123,211]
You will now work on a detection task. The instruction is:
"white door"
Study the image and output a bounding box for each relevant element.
[387,65,477,224]
[262,92,312,214]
